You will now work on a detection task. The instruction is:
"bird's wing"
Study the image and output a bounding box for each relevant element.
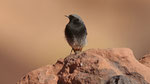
[65,24,74,40]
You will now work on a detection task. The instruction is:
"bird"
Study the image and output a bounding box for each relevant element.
[65,14,87,54]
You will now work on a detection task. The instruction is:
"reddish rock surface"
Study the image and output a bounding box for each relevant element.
[17,48,150,84]
[139,54,150,68]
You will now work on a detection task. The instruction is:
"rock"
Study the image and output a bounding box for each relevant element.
[139,54,150,68]
[17,59,64,84]
[107,75,136,84]
[17,48,150,84]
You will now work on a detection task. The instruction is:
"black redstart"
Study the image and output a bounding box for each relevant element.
[65,14,87,54]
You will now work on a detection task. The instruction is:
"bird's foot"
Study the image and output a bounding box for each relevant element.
[74,51,81,55]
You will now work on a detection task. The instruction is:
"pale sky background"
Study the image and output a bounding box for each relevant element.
[0,0,150,84]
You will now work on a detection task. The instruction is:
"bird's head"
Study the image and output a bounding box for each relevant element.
[65,14,83,24]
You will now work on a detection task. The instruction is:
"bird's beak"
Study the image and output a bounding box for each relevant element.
[65,15,69,18]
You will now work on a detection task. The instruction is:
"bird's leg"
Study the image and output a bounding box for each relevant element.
[73,48,82,55]
[74,50,79,55]
[73,48,77,55]
[70,48,73,55]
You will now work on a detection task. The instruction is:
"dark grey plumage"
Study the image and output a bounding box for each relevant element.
[65,14,87,54]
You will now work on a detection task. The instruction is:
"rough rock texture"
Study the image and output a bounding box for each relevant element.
[139,54,150,68]
[17,48,150,84]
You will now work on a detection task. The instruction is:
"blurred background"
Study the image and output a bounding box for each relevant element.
[0,0,150,83]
